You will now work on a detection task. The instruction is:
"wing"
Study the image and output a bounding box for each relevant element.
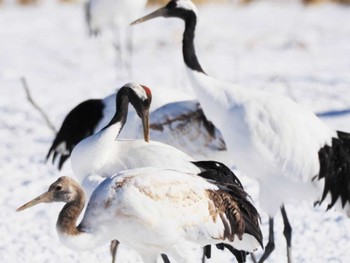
[193,161,263,248]
[80,168,216,230]
[147,100,227,159]
[192,73,336,182]
[193,160,243,187]
[81,168,260,252]
[223,91,336,182]
[249,93,335,181]
[46,99,104,170]
[114,139,200,174]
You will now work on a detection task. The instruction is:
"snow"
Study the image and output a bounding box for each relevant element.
[1,1,350,262]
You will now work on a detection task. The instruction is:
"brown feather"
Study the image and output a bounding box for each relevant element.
[207,189,245,242]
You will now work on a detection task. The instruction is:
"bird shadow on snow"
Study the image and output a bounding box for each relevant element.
[316,108,350,118]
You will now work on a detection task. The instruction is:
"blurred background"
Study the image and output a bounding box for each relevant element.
[2,0,350,7]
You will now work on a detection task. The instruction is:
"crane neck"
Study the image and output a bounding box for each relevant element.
[182,12,206,74]
[57,187,86,236]
[102,87,130,136]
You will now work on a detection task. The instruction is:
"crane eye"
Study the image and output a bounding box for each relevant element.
[55,185,62,191]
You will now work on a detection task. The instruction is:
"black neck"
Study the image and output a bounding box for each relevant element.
[103,87,130,131]
[182,11,205,74]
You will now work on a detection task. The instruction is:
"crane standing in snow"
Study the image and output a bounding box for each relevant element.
[56,82,254,262]
[85,0,148,71]
[131,0,350,262]
[17,166,262,263]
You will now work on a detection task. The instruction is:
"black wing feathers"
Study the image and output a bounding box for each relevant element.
[46,99,104,170]
[317,131,350,210]
[192,160,243,187]
[195,160,263,262]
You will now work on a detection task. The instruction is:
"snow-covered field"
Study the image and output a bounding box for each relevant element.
[1,1,350,262]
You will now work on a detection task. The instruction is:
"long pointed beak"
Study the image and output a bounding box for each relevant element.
[141,109,150,142]
[16,191,53,212]
[130,7,168,26]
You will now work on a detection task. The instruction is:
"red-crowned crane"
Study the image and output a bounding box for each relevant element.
[131,0,350,262]
[17,167,262,263]
[58,82,252,262]
[46,97,226,171]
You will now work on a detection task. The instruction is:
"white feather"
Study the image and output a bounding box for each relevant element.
[188,66,336,215]
[67,167,260,262]
[71,125,200,199]
[94,96,228,161]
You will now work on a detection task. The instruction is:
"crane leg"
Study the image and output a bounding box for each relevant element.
[250,253,257,263]
[161,254,171,263]
[202,245,211,263]
[281,205,292,263]
[220,245,246,263]
[110,239,119,263]
[258,217,275,263]
[110,240,171,263]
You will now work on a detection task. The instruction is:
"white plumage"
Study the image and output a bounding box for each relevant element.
[49,82,252,262]
[131,0,350,261]
[148,100,227,161]
[84,169,260,253]
[131,0,336,215]
[47,94,226,171]
[190,76,335,214]
[68,83,200,199]
[72,136,200,196]
[17,168,262,263]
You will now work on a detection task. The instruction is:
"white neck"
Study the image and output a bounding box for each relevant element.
[71,122,123,181]
[57,227,111,251]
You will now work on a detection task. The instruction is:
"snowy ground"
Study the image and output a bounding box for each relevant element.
[1,1,350,262]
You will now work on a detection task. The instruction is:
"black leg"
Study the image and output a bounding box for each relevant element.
[258,217,275,263]
[161,254,171,263]
[281,205,292,263]
[202,245,211,263]
[219,244,246,263]
[110,240,119,263]
[111,240,171,263]
[250,253,257,263]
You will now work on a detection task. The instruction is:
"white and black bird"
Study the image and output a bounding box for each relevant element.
[48,82,252,262]
[66,82,199,194]
[46,96,226,171]
[85,0,148,68]
[68,82,153,263]
[131,0,350,262]
[17,166,262,263]
[67,83,233,262]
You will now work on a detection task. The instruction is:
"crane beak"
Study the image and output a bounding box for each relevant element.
[16,191,53,212]
[130,7,168,25]
[141,109,150,142]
